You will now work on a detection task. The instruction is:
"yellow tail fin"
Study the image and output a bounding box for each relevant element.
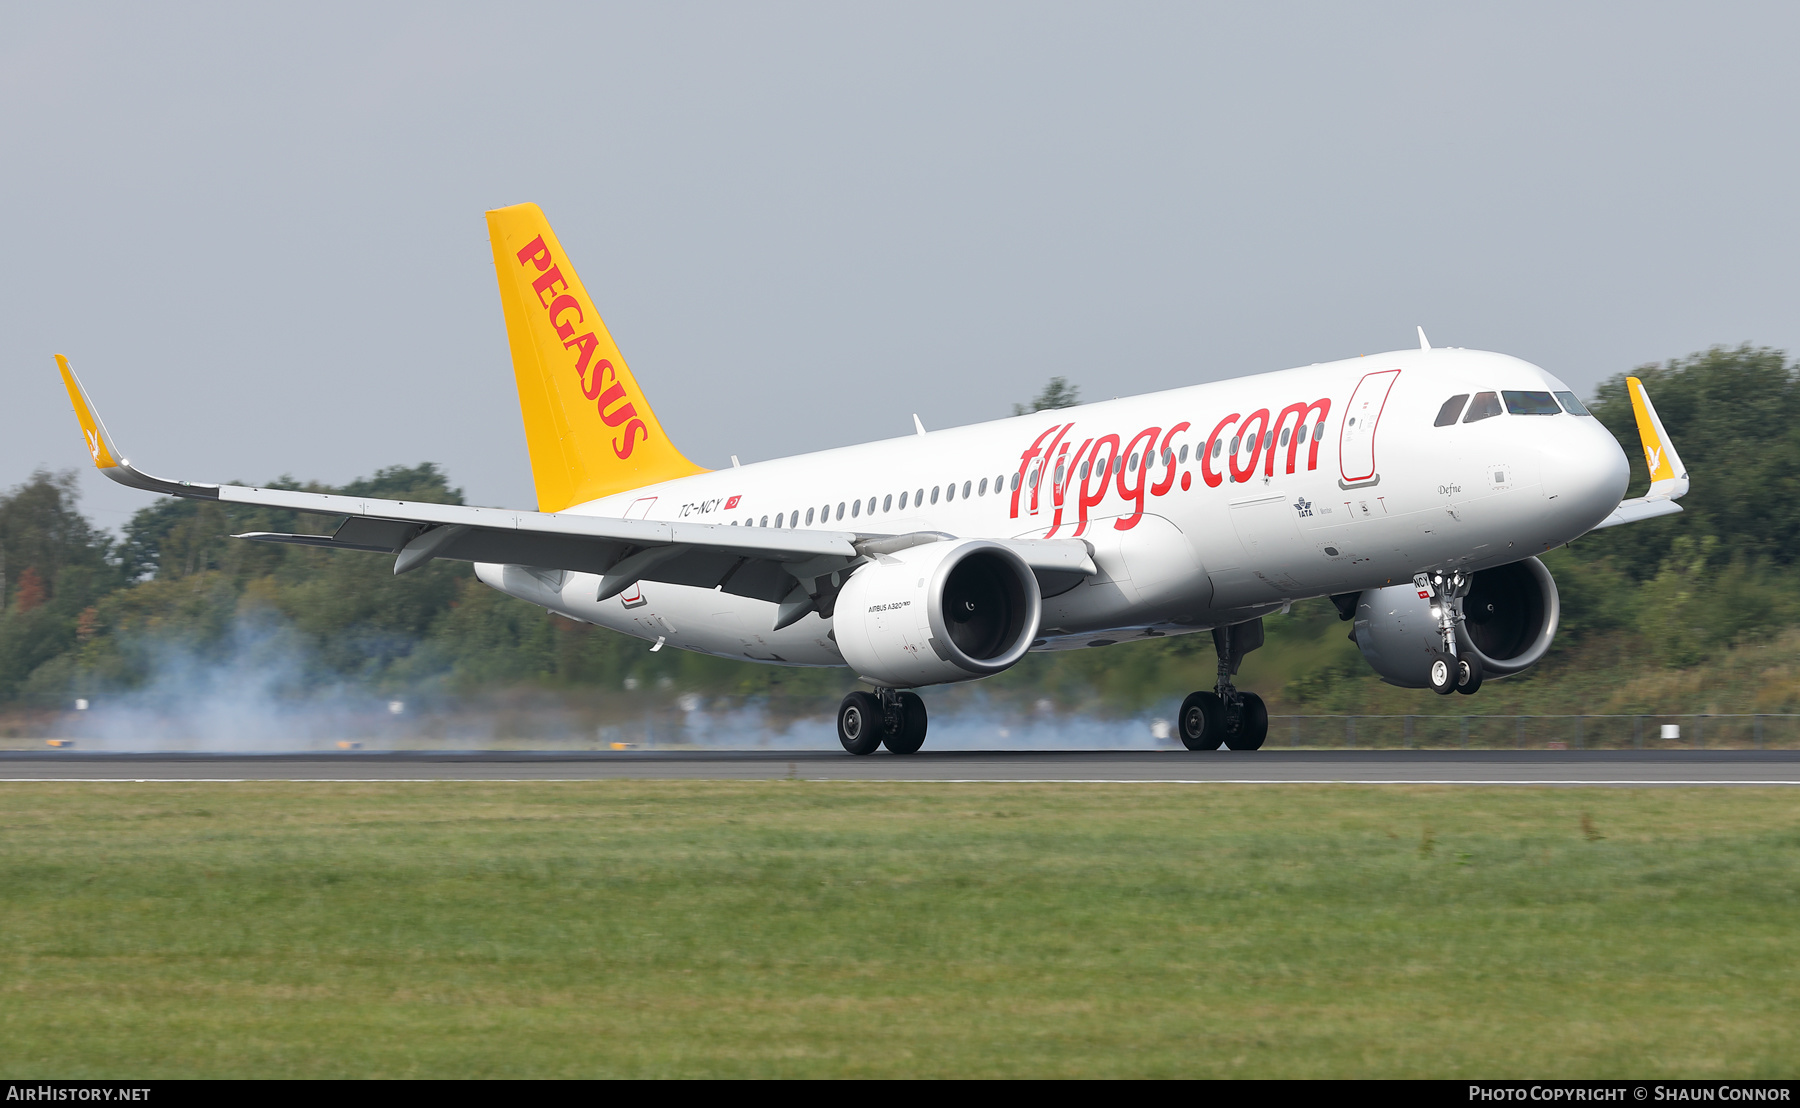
[486,203,705,511]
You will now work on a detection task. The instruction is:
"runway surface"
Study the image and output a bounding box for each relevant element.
[3,749,1799,784]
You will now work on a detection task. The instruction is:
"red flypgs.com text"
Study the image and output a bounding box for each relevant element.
[1011,397,1331,536]
[513,235,650,459]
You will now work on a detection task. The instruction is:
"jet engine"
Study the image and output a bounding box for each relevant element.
[833,539,1041,688]
[1350,557,1561,689]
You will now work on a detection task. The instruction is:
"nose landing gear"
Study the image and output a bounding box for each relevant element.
[837,688,929,755]
[1416,570,1484,696]
[1178,618,1270,751]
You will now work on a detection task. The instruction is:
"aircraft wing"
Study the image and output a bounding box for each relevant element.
[1590,496,1683,530]
[1588,375,1690,533]
[57,357,1094,610]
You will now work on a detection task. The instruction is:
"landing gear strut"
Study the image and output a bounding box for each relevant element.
[1178,618,1269,751]
[837,688,928,755]
[1415,570,1483,696]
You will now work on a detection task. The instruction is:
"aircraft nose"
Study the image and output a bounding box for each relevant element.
[1540,417,1630,532]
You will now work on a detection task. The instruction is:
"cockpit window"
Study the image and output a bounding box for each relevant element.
[1554,390,1591,416]
[1504,390,1561,416]
[1434,394,1470,427]
[1463,391,1503,423]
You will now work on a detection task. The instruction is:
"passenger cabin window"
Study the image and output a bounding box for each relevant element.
[883,494,892,512]
[979,478,989,496]
[1435,394,1470,426]
[1554,390,1591,416]
[931,486,940,504]
[1463,392,1503,423]
[806,507,815,525]
[962,480,971,499]
[1503,390,1561,416]
[836,502,846,520]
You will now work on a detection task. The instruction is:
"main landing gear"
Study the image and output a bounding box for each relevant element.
[1416,570,1483,696]
[1178,619,1270,751]
[837,688,928,755]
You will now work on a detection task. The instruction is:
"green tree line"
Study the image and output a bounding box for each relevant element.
[1,345,1794,713]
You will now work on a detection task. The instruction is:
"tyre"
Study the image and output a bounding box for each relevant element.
[1225,691,1268,750]
[1454,654,1484,695]
[1429,653,1457,695]
[837,691,885,755]
[1178,691,1225,750]
[884,691,928,754]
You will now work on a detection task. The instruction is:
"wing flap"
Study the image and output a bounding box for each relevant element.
[235,532,395,553]
[334,517,421,551]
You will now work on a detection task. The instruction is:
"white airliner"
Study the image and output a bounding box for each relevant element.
[57,204,1690,754]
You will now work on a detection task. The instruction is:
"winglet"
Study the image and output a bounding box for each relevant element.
[56,354,123,470]
[53,356,218,499]
[1417,326,1430,351]
[1626,376,1688,501]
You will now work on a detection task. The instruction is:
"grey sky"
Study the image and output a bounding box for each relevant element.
[5,3,1796,533]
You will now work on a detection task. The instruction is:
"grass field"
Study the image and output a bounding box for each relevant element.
[1,782,1795,1078]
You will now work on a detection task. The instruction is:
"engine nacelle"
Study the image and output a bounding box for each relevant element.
[834,539,1041,688]
[1351,556,1561,689]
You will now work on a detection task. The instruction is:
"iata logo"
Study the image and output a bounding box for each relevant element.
[1293,496,1313,518]
[514,235,650,460]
